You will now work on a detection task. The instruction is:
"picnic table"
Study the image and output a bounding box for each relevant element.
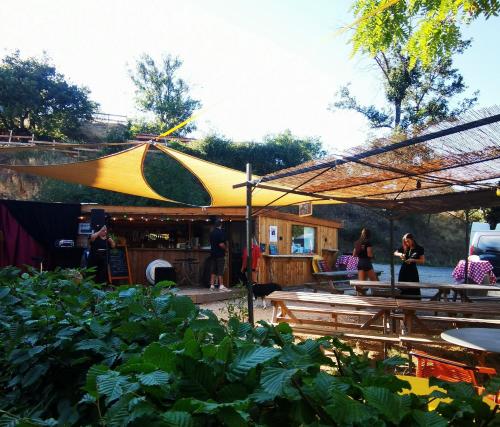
[312,270,358,293]
[350,280,500,302]
[452,259,497,284]
[267,290,500,338]
[336,255,358,270]
[267,291,398,334]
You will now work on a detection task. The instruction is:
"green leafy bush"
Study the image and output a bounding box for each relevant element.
[0,267,498,426]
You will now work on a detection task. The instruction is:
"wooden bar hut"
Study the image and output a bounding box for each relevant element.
[79,205,342,287]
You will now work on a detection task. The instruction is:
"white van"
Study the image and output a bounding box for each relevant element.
[469,222,500,280]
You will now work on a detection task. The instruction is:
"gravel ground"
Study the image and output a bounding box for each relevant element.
[200,297,275,323]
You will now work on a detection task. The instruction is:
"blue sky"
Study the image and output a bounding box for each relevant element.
[1,0,498,152]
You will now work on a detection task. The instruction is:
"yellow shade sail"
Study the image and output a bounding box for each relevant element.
[2,143,176,202]
[156,144,340,207]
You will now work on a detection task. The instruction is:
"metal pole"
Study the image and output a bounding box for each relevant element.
[246,163,254,326]
[389,216,395,297]
[464,210,470,284]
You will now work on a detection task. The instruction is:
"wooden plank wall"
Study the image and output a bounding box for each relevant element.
[259,256,313,285]
[256,216,339,286]
[127,248,211,285]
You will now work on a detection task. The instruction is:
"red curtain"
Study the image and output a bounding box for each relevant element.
[0,204,46,268]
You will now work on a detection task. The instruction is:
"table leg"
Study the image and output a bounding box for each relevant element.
[460,290,472,303]
[355,286,366,296]
[271,302,279,323]
[430,291,441,301]
[361,309,385,331]
[279,302,301,324]
[403,311,413,335]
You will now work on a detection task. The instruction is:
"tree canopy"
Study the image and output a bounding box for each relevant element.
[332,45,477,130]
[334,2,478,132]
[350,0,500,68]
[0,52,98,140]
[130,54,201,136]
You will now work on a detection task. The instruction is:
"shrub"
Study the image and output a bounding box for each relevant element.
[0,267,498,426]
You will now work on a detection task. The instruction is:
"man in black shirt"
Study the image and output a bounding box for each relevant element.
[209,218,228,291]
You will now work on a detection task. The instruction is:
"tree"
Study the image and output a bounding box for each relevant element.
[350,0,500,68]
[0,51,98,140]
[332,46,477,130]
[198,131,326,175]
[130,54,201,136]
[333,2,478,132]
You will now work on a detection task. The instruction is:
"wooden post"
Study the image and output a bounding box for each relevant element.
[389,215,395,296]
[464,210,470,284]
[246,163,254,326]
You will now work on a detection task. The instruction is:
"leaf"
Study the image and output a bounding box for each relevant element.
[97,371,130,404]
[22,363,49,387]
[114,321,144,340]
[382,355,407,367]
[78,393,97,404]
[217,384,249,402]
[260,367,298,398]
[362,386,411,424]
[118,287,138,298]
[74,339,107,352]
[324,391,375,425]
[229,346,280,377]
[118,361,156,375]
[137,370,170,386]
[0,287,11,299]
[215,336,232,363]
[314,371,351,397]
[56,326,82,339]
[410,409,448,427]
[429,378,477,400]
[128,399,156,423]
[216,407,249,427]
[160,411,194,427]
[89,319,111,338]
[84,364,110,397]
[105,395,134,427]
[170,296,197,318]
[143,343,176,371]
[275,321,293,335]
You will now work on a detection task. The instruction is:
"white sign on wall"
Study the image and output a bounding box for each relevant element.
[269,225,278,242]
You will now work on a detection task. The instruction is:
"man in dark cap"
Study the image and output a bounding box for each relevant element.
[209,218,228,291]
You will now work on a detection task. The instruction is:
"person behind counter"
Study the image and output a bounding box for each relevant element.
[393,233,425,297]
[209,218,228,291]
[353,228,378,281]
[88,225,116,283]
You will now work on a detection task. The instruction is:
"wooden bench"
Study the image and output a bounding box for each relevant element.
[308,279,355,294]
[395,299,500,334]
[267,291,399,334]
[392,313,500,330]
[287,325,448,359]
[351,280,500,302]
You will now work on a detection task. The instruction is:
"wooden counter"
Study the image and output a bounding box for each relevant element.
[127,248,211,285]
[260,254,314,286]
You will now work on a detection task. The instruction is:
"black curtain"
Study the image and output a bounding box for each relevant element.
[2,200,81,248]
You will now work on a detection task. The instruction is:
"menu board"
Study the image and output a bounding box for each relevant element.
[107,246,131,284]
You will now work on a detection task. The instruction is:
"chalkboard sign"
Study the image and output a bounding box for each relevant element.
[107,246,132,284]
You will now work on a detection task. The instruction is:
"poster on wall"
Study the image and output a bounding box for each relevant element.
[269,225,278,242]
[298,202,313,217]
